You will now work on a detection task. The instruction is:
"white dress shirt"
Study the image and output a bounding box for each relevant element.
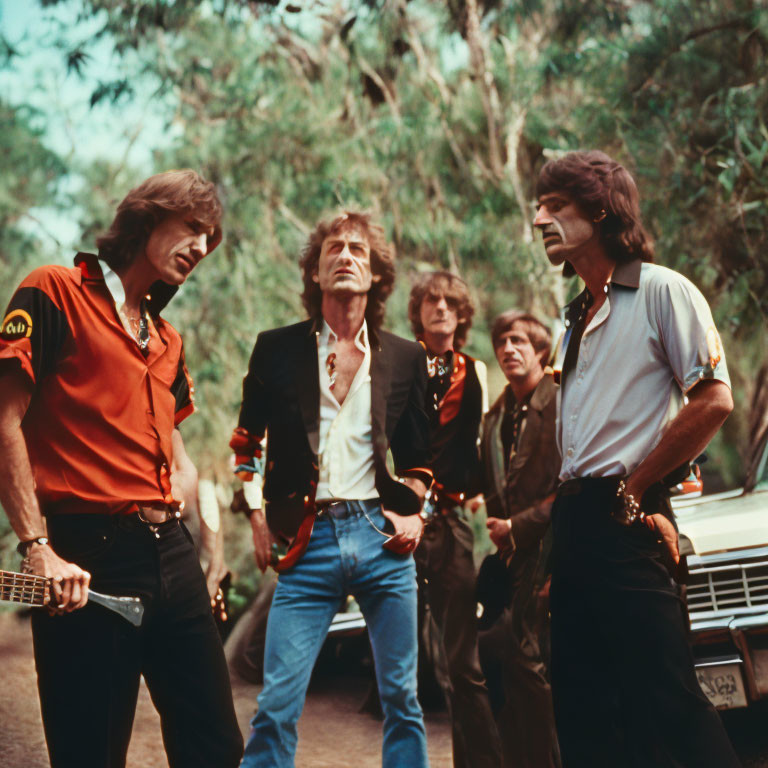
[315,319,378,502]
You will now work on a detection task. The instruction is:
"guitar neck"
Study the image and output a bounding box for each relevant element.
[0,569,48,607]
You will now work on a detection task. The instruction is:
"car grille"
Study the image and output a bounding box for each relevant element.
[687,557,768,615]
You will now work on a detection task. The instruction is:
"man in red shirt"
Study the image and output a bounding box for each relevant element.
[0,170,243,768]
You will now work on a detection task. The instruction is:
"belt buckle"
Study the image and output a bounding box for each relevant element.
[137,505,181,525]
[318,501,346,519]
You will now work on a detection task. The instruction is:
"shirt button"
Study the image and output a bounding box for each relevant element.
[566,447,575,457]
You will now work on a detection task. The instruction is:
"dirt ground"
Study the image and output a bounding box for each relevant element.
[0,611,452,768]
[5,609,768,768]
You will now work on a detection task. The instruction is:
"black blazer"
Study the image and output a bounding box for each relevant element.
[237,319,431,538]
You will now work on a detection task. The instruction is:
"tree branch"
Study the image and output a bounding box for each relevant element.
[631,17,754,94]
[464,0,504,179]
[356,54,401,126]
[21,212,63,249]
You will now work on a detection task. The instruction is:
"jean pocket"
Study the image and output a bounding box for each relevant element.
[47,515,118,564]
[365,507,393,538]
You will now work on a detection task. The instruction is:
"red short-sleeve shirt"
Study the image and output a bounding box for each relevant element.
[0,254,194,513]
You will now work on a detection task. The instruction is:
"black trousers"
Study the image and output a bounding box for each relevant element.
[416,511,502,768]
[549,480,740,768]
[478,545,560,768]
[32,512,243,768]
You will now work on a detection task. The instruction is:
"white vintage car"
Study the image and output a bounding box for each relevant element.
[675,436,768,710]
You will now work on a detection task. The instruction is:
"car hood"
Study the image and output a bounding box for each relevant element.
[675,490,768,556]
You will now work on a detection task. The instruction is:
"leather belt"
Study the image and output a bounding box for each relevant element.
[316,499,381,520]
[136,505,182,525]
[557,475,623,497]
[557,475,672,527]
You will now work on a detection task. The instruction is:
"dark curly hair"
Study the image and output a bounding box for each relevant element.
[299,211,396,334]
[96,169,222,271]
[536,151,654,275]
[408,271,474,350]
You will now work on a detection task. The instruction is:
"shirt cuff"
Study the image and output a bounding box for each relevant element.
[0,345,35,384]
[683,364,730,394]
[400,467,433,489]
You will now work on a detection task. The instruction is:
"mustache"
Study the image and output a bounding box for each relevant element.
[541,221,566,239]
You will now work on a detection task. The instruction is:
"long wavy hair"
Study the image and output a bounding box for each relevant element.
[536,151,654,275]
[299,211,396,334]
[96,169,223,270]
[408,271,475,350]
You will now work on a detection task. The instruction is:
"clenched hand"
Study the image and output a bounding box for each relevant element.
[382,509,423,554]
[25,544,90,612]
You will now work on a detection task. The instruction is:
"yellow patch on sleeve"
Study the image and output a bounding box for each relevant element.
[705,326,722,369]
[1,309,33,339]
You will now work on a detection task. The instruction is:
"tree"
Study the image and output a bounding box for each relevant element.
[0,99,66,291]
[5,0,766,485]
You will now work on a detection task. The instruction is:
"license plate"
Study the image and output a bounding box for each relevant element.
[696,663,747,709]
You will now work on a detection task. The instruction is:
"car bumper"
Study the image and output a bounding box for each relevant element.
[690,611,768,709]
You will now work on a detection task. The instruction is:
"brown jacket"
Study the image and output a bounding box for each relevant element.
[480,374,560,551]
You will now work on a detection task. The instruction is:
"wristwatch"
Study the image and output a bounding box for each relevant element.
[16,537,49,557]
[419,490,435,523]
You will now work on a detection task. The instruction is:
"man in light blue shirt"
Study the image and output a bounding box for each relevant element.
[533,150,739,768]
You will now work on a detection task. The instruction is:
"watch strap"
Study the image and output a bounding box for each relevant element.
[17,537,49,557]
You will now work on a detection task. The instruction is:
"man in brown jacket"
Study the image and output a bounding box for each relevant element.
[477,309,561,768]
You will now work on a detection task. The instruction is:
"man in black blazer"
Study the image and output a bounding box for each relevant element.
[233,211,432,768]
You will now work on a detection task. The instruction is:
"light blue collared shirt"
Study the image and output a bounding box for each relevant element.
[558,260,730,481]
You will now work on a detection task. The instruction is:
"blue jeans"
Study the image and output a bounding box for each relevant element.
[241,501,428,768]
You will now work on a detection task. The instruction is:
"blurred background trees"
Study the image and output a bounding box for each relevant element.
[1,0,766,585]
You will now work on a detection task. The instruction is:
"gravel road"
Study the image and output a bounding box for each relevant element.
[0,611,452,767]
[3,609,768,767]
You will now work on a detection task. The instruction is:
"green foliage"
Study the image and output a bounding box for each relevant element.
[0,100,66,268]
[1,0,766,572]
[0,98,67,565]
